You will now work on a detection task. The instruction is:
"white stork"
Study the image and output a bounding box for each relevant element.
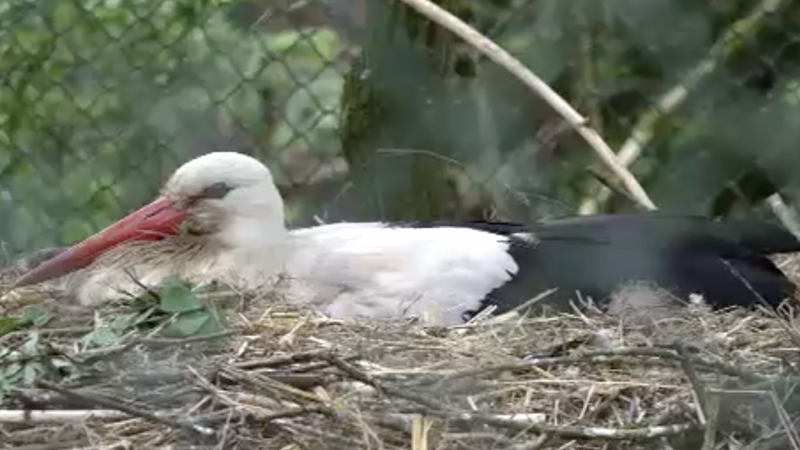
[10,152,800,324]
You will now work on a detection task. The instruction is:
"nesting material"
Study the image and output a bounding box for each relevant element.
[1,282,800,450]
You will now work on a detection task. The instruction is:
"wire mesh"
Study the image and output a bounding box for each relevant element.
[1,0,799,255]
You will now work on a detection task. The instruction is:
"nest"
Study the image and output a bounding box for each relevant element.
[1,281,800,450]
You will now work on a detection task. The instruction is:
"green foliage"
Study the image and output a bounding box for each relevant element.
[78,276,226,348]
[78,306,154,349]
[0,281,226,405]
[154,277,225,337]
[2,0,799,249]
[0,306,68,402]
[0,332,73,404]
[0,0,345,252]
[0,307,53,336]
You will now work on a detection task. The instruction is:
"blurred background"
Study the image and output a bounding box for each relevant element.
[1,0,799,256]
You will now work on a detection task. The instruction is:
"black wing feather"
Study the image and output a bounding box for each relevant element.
[395,213,800,314]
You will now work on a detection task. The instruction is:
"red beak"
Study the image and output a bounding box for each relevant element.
[13,196,186,288]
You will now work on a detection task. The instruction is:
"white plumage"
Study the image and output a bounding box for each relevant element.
[286,223,518,324]
[13,152,522,325]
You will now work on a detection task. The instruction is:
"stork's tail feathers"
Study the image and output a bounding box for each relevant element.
[478,213,800,313]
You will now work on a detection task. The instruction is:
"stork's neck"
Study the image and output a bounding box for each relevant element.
[214,217,291,281]
[218,216,287,246]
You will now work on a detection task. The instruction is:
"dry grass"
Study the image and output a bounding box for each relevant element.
[2,282,800,450]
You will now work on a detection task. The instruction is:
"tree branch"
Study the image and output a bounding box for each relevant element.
[395,0,656,211]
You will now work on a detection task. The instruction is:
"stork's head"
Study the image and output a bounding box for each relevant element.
[13,152,287,288]
[164,152,285,239]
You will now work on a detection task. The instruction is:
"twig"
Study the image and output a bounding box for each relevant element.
[474,288,559,326]
[587,167,649,211]
[579,0,786,214]
[254,372,333,390]
[388,411,547,427]
[232,349,340,370]
[3,441,91,450]
[1,326,94,341]
[325,353,694,440]
[415,406,695,440]
[73,325,231,366]
[34,380,215,436]
[219,365,327,404]
[700,392,720,450]
[0,409,128,423]
[278,421,369,448]
[767,193,800,240]
[672,344,709,425]
[140,330,235,346]
[71,336,148,364]
[559,347,768,381]
[395,0,656,211]
[720,259,800,350]
[259,405,334,422]
[503,433,550,450]
[440,346,768,383]
[768,390,800,450]
[324,354,444,411]
[199,404,335,425]
[411,414,431,450]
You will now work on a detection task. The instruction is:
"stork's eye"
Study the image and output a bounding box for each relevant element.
[199,182,233,200]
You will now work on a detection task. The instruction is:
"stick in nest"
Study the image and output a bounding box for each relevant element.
[672,343,710,425]
[35,380,216,437]
[0,409,128,423]
[323,354,696,440]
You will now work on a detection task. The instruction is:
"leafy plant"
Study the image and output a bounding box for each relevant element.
[154,277,226,337]
[0,332,73,404]
[0,306,54,337]
[77,276,227,351]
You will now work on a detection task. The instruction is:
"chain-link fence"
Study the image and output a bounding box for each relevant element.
[2,0,799,256]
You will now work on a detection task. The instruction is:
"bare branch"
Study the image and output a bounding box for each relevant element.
[394,0,656,211]
[579,0,787,214]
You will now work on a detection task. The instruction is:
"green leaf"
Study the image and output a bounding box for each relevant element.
[162,310,213,337]
[157,277,201,313]
[109,312,138,332]
[193,312,224,336]
[2,361,23,381]
[17,308,53,327]
[0,316,19,335]
[86,327,119,347]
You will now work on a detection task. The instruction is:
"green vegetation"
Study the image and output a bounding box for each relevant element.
[0,0,345,252]
[0,276,228,403]
[1,0,800,245]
